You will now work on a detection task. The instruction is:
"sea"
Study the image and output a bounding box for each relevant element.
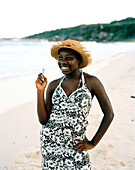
[0,39,135,78]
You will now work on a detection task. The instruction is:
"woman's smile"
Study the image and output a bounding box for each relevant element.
[58,49,80,74]
[61,66,70,72]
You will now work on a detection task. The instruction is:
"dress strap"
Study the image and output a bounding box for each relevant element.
[80,70,85,87]
[59,70,84,88]
[81,70,92,99]
[58,76,65,87]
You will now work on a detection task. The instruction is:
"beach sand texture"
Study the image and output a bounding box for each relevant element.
[0,52,134,170]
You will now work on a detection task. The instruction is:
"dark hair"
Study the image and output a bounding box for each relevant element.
[58,48,82,63]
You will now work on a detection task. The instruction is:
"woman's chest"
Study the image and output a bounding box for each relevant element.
[52,86,91,107]
[61,78,81,97]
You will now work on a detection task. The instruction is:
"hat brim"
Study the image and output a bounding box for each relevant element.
[51,40,92,69]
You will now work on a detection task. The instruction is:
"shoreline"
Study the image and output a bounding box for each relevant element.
[0,73,37,115]
[1,37,135,42]
[0,51,135,169]
[0,51,134,115]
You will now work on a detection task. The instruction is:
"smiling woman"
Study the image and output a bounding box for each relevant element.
[58,49,80,73]
[35,39,114,169]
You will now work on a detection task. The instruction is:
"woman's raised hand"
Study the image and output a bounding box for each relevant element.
[35,73,47,91]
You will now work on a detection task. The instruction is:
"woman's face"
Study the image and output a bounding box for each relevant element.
[58,48,80,74]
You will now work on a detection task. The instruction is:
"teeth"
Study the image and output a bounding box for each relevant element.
[61,66,69,71]
[62,67,68,69]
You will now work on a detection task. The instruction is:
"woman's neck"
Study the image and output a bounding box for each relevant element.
[64,70,81,80]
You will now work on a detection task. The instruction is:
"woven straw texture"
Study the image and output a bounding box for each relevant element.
[51,39,92,69]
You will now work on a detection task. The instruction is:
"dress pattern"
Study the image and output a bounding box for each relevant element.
[40,71,92,169]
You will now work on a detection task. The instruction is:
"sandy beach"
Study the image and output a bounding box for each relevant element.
[0,51,135,169]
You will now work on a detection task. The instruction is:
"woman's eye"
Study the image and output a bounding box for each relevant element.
[58,56,63,60]
[66,57,72,60]
[58,55,73,61]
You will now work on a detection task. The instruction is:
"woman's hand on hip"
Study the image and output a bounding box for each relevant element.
[72,137,95,152]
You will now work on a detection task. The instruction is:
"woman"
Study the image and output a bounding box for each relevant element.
[35,39,114,169]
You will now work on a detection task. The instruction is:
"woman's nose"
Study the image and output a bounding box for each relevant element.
[60,59,67,64]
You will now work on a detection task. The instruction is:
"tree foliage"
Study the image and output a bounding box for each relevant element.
[25,17,135,42]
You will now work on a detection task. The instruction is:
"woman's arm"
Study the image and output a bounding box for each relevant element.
[73,76,114,152]
[90,76,114,146]
[35,74,54,125]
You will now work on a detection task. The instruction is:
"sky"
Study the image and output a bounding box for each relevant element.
[0,0,134,38]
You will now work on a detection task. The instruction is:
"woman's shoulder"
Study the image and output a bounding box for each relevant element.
[84,71,106,92]
[83,72,104,91]
[83,72,100,83]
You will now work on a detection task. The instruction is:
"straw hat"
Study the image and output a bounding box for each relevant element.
[51,39,92,69]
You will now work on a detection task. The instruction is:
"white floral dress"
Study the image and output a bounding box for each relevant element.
[40,71,92,170]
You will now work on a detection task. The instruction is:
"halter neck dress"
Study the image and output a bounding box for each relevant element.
[40,70,92,169]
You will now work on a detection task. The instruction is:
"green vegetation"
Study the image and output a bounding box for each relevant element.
[25,17,135,42]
